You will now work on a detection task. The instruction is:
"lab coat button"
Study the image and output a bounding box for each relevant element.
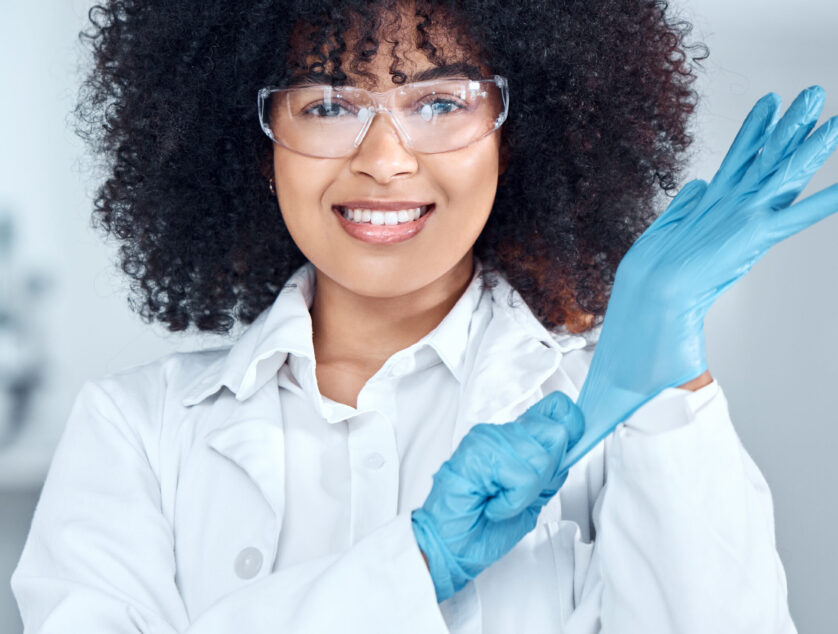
[365,452,386,469]
[234,547,263,580]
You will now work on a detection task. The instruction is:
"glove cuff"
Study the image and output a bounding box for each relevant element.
[411,508,470,603]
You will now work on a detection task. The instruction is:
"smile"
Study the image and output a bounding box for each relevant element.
[336,204,433,225]
[332,203,436,245]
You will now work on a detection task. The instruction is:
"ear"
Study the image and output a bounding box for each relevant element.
[259,150,274,181]
[498,139,510,176]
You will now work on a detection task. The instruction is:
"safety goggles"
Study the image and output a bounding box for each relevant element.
[257,75,509,158]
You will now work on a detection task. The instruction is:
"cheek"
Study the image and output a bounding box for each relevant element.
[272,148,339,232]
[431,139,500,228]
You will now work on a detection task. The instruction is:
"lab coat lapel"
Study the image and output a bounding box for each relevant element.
[453,290,565,451]
[204,380,287,536]
[440,292,565,634]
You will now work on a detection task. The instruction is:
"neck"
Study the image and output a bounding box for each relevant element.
[310,252,475,372]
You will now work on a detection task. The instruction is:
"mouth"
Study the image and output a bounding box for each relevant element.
[331,203,436,245]
[333,203,434,225]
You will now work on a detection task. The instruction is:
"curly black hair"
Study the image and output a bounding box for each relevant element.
[74,0,708,335]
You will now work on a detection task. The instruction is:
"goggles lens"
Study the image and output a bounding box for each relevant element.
[258,76,509,157]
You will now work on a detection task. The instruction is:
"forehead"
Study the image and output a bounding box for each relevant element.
[285,2,487,90]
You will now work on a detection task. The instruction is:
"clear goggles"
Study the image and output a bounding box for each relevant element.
[257,75,509,158]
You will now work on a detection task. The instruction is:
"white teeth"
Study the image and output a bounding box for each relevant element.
[341,206,428,225]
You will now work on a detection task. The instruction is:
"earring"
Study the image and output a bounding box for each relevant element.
[268,177,276,194]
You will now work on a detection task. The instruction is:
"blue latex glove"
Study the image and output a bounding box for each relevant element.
[560,85,838,472]
[411,390,584,602]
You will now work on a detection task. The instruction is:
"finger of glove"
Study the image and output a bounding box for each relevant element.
[506,393,583,511]
[769,181,838,242]
[707,92,782,193]
[758,115,838,213]
[534,468,570,507]
[644,179,708,234]
[518,391,585,453]
[743,86,825,185]
[480,421,559,522]
[508,411,574,490]
[444,423,549,508]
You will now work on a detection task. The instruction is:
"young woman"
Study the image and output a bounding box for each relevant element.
[12,0,837,631]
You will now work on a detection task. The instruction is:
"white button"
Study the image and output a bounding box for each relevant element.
[364,452,386,469]
[234,547,263,579]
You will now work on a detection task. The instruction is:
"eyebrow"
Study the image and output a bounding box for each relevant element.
[408,62,484,82]
[286,61,485,88]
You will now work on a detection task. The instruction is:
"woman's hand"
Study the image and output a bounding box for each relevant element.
[411,391,584,602]
[561,85,838,473]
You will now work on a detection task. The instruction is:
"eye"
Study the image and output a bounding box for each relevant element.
[416,96,466,121]
[301,99,356,118]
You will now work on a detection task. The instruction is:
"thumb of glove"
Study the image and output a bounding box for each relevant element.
[517,390,585,455]
[518,391,585,492]
[482,391,585,522]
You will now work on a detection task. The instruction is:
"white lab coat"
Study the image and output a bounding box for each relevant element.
[11,257,796,633]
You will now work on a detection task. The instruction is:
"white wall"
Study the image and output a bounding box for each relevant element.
[0,3,226,631]
[1,0,228,445]
[682,3,838,632]
[0,1,836,632]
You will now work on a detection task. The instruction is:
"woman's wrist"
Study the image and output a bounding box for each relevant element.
[677,370,713,391]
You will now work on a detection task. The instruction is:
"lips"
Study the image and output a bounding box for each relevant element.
[332,203,435,244]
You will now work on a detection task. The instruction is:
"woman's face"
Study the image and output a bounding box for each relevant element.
[271,14,502,301]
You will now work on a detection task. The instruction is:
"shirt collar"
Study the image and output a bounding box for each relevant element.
[182,255,503,407]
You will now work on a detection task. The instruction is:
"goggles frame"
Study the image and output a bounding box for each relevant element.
[257,75,510,158]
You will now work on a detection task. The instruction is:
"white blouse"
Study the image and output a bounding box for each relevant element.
[11,256,796,633]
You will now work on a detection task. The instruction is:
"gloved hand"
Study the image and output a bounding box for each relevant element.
[560,85,838,472]
[411,390,584,602]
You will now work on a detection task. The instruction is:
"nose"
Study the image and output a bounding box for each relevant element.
[348,110,419,183]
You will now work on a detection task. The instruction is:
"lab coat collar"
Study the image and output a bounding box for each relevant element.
[181,256,499,407]
[454,275,590,434]
[181,259,316,407]
[186,258,592,530]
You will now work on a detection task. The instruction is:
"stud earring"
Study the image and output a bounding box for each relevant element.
[268,177,276,194]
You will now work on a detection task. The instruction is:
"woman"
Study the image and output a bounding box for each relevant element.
[12,0,837,631]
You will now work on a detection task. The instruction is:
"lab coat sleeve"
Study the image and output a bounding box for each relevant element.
[11,380,449,634]
[572,379,797,633]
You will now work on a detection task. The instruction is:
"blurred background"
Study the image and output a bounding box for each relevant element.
[1,0,836,631]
